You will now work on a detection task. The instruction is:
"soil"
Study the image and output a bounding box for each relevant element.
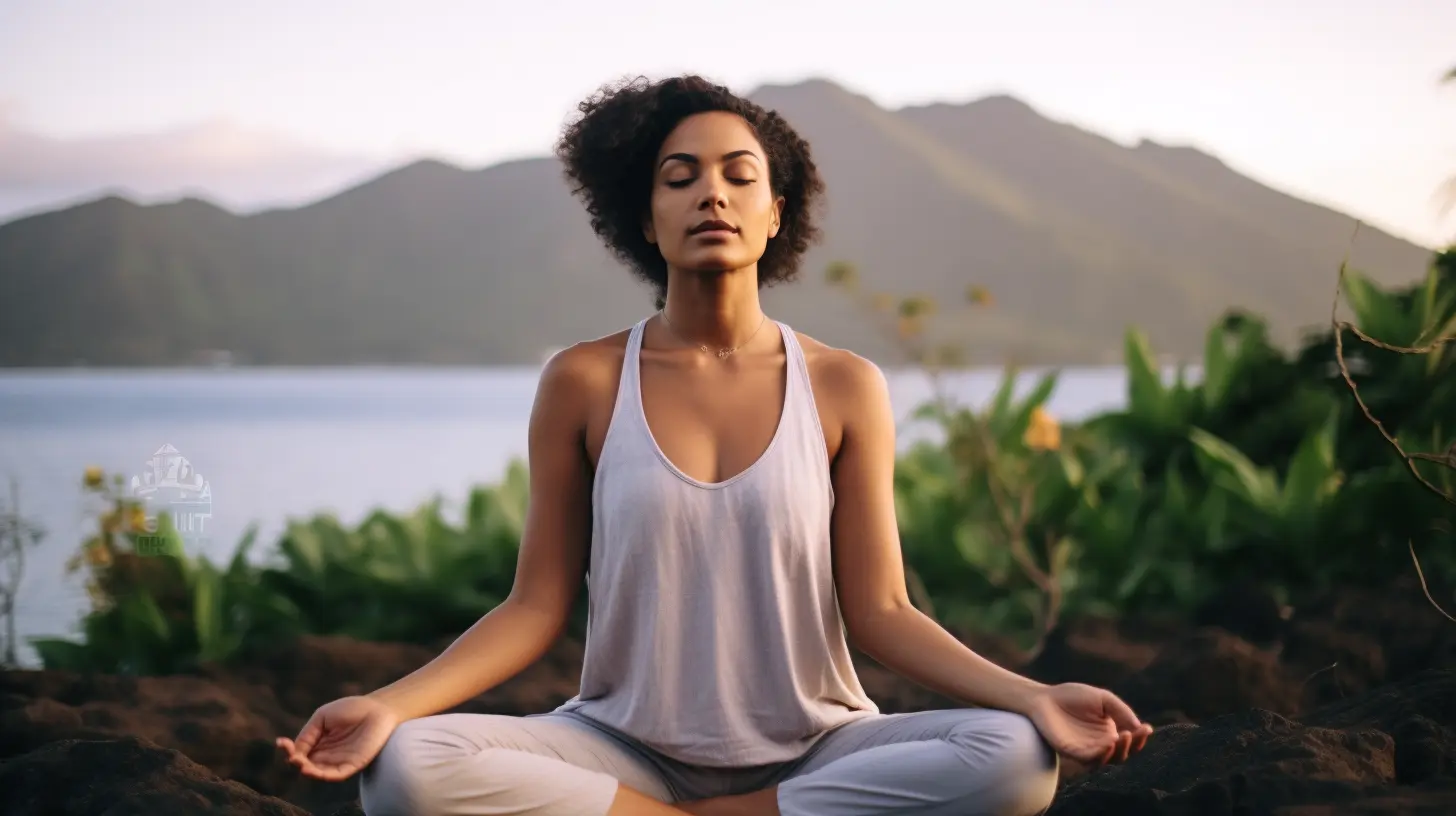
[3,573,1454,815]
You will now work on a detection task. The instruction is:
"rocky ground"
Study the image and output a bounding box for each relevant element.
[2,574,1454,815]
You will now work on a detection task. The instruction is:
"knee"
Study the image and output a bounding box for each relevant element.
[948,711,1059,816]
[359,718,455,816]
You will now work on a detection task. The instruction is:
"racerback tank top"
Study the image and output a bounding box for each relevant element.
[554,315,879,767]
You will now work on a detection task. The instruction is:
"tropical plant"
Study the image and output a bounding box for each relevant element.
[256,459,530,642]
[834,248,1456,645]
[822,262,1081,645]
[1086,313,1332,488]
[31,469,295,674]
[1323,243,1456,608]
[33,459,537,673]
[895,369,1080,651]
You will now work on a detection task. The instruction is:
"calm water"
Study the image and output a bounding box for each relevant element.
[0,365,1134,667]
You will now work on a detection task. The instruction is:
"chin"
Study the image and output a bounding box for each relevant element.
[675,249,756,274]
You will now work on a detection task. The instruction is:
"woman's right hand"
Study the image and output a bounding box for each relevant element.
[275,695,402,782]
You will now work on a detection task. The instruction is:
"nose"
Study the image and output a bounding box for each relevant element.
[696,174,729,211]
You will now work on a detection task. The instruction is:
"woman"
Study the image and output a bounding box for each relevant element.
[275,74,1153,816]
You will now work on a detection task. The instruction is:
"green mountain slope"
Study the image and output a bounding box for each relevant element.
[0,78,1433,367]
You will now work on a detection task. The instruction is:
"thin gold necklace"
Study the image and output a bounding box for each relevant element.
[658,309,768,359]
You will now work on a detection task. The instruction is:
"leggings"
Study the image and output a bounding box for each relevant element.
[359,707,1059,816]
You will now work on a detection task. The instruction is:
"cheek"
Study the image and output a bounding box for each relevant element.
[650,188,690,228]
[645,194,672,241]
[737,185,775,225]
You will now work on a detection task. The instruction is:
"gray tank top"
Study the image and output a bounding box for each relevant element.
[554,316,879,767]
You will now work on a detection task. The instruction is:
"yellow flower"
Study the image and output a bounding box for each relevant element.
[84,542,114,567]
[84,466,104,488]
[127,506,151,533]
[1023,406,1061,452]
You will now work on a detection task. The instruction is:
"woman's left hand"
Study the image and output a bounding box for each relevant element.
[1024,682,1154,767]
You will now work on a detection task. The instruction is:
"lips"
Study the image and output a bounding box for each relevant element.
[689,220,738,235]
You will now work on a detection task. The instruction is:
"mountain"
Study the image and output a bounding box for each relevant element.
[0,78,1435,368]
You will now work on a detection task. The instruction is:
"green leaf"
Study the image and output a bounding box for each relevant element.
[1343,268,1411,344]
[1202,322,1234,407]
[1281,415,1338,516]
[1115,551,1155,600]
[1003,369,1060,443]
[226,524,259,576]
[953,522,1004,580]
[118,592,173,660]
[1189,428,1279,511]
[191,560,228,662]
[279,523,325,579]
[1200,490,1234,553]
[1057,450,1085,489]
[29,637,94,671]
[980,367,1061,449]
[987,367,1019,426]
[1412,299,1456,349]
[1124,328,1167,424]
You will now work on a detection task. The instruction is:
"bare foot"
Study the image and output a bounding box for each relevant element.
[606,784,693,815]
[677,786,780,816]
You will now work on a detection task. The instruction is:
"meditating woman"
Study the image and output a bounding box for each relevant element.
[275,74,1152,816]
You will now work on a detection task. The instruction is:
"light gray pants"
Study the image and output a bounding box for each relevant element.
[359,707,1059,816]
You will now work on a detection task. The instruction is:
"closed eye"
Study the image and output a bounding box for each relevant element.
[665,177,755,189]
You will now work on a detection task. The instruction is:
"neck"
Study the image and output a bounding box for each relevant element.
[661,266,766,348]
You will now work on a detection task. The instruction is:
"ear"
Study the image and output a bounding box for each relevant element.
[768,196,785,239]
[643,213,657,245]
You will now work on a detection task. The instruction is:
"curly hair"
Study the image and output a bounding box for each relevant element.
[555,75,825,307]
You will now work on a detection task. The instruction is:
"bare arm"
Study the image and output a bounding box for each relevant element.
[826,352,1048,715]
[366,347,598,722]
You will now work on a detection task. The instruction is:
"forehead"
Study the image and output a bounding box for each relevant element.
[656,111,764,160]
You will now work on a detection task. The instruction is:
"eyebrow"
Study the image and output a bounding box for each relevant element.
[658,149,760,170]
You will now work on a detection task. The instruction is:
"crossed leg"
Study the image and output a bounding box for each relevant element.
[359,712,682,816]
[360,708,1057,816]
[683,708,1059,816]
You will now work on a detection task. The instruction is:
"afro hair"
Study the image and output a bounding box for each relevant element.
[555,75,825,307]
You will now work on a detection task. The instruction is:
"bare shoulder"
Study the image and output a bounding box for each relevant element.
[534,328,632,413]
[794,330,890,406]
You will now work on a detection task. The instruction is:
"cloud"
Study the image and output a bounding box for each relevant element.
[0,117,394,223]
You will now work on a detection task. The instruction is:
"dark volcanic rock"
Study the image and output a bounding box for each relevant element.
[1282,618,1389,709]
[0,634,599,815]
[208,633,588,721]
[0,666,350,814]
[1272,788,1456,814]
[1194,580,1289,646]
[1287,575,1456,684]
[1023,614,1170,689]
[1114,627,1302,724]
[0,735,307,815]
[0,668,292,776]
[1048,669,1456,816]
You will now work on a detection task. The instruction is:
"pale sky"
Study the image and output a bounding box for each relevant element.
[1,0,1452,247]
